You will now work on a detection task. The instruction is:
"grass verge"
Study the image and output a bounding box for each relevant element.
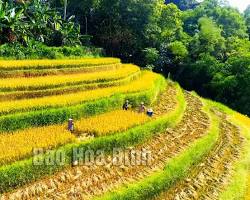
[218,113,250,200]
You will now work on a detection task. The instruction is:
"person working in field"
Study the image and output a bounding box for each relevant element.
[147,108,154,117]
[123,100,130,110]
[139,102,146,113]
[68,118,74,132]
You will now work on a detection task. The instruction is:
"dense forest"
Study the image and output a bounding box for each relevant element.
[0,0,250,116]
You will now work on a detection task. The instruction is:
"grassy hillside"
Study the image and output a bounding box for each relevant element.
[0,57,249,200]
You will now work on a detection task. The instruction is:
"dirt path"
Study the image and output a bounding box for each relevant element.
[155,109,243,200]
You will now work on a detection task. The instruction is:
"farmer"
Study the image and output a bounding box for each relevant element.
[139,102,146,113]
[68,118,74,132]
[123,100,130,110]
[147,108,154,117]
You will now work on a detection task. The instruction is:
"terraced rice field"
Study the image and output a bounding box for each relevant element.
[0,57,249,200]
[156,110,243,200]
[0,64,140,92]
[0,71,160,116]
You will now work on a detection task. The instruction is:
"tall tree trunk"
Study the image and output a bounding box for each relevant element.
[64,0,67,20]
[85,16,88,35]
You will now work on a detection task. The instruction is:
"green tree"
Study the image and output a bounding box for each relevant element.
[210,55,250,114]
[67,0,99,35]
[244,5,250,38]
[168,41,188,59]
[143,47,159,70]
[77,0,160,62]
[182,0,248,39]
[165,0,199,10]
[177,53,223,95]
[0,0,81,46]
[146,2,182,44]
[0,1,25,43]
[225,37,250,57]
[214,7,248,38]
[189,17,225,59]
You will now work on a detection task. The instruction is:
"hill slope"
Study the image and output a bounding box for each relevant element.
[0,58,249,200]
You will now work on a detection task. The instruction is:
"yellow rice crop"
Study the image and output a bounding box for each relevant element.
[76,110,149,136]
[0,109,148,164]
[0,126,75,165]
[0,71,160,114]
[0,64,140,91]
[233,113,250,128]
[0,58,120,70]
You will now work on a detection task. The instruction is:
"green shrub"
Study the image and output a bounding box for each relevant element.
[0,42,103,60]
